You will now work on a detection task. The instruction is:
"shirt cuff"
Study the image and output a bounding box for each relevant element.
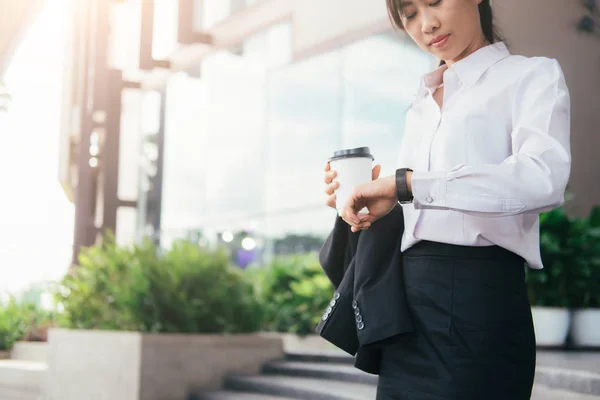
[411,170,448,209]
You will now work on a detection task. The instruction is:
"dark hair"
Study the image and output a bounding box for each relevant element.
[386,0,502,45]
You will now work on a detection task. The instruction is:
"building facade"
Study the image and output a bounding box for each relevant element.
[59,0,600,264]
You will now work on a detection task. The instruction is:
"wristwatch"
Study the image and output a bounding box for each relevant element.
[395,168,414,203]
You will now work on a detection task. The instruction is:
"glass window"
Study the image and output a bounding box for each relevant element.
[116,207,138,246]
[118,89,145,201]
[152,0,178,60]
[201,0,233,29]
[340,33,433,177]
[262,32,435,244]
[160,23,292,245]
[157,30,435,266]
[264,49,343,239]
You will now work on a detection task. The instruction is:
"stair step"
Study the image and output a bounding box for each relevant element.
[0,360,47,400]
[224,374,376,400]
[284,351,354,365]
[190,390,298,400]
[535,366,600,396]
[532,384,600,400]
[262,361,377,386]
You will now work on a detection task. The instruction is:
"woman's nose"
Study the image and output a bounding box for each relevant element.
[421,12,441,34]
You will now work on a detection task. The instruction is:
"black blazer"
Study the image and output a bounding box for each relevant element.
[315,205,414,375]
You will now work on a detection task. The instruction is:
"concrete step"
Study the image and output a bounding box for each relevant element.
[190,390,298,400]
[285,351,353,365]
[535,366,600,396]
[262,360,377,385]
[224,374,376,400]
[533,384,600,400]
[264,360,600,398]
[286,350,600,397]
[0,360,47,400]
[222,372,600,400]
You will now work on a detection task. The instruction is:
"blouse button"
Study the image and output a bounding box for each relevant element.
[426,196,433,203]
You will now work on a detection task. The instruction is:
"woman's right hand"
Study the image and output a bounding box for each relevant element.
[324,162,382,210]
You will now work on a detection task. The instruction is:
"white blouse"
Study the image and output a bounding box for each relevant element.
[398,42,571,270]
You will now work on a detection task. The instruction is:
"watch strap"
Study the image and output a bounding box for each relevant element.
[395,168,413,203]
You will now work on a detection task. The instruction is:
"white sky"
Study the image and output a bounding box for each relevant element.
[0,0,73,293]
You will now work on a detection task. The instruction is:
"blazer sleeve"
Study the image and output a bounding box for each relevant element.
[319,216,360,288]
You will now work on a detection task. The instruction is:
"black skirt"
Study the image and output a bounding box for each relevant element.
[376,241,536,400]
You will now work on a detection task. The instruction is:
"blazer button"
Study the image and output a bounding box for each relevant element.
[357,321,365,330]
[355,315,363,323]
[351,300,358,309]
[334,292,340,300]
[326,306,333,314]
[354,308,360,316]
[329,300,336,307]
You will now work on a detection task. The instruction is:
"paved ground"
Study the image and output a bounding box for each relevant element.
[537,350,600,374]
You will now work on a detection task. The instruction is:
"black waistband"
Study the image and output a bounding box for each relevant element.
[404,240,524,263]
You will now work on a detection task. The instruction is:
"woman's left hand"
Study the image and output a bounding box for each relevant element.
[340,175,398,232]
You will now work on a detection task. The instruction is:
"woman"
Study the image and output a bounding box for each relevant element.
[323,0,571,399]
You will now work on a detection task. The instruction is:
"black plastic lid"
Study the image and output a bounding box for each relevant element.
[329,146,374,162]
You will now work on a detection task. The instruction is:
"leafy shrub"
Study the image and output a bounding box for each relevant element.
[526,207,572,307]
[253,253,333,336]
[527,205,600,308]
[565,205,600,309]
[0,297,29,351]
[21,306,62,342]
[56,237,264,334]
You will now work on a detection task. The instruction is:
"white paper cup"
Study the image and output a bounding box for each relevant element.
[329,147,374,216]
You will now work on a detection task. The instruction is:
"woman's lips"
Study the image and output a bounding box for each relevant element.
[430,34,450,48]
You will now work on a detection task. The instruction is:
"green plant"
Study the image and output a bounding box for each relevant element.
[253,253,333,336]
[56,235,264,334]
[526,207,572,307]
[0,297,29,351]
[21,306,63,342]
[527,204,600,309]
[566,205,600,309]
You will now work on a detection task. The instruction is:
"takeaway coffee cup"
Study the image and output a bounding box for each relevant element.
[328,146,374,216]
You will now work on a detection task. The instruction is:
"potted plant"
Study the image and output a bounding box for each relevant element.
[526,207,572,347]
[567,205,600,347]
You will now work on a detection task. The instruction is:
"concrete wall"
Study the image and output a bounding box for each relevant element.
[494,1,600,216]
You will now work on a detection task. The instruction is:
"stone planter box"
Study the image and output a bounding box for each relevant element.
[10,341,49,362]
[0,351,9,360]
[46,328,284,400]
